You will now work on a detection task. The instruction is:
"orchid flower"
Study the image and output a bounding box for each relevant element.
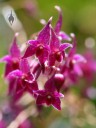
[36,77,64,110]
[61,34,86,85]
[0,33,21,77]
[7,59,38,98]
[23,17,52,64]
[48,27,72,66]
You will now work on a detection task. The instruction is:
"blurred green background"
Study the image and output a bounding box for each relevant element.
[0,0,96,128]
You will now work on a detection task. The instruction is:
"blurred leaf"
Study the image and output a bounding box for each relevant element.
[48,118,72,128]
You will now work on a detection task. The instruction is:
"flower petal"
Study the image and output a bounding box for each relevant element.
[52,97,61,110]
[28,40,38,46]
[15,79,24,94]
[4,63,13,77]
[48,53,55,66]
[8,77,17,94]
[54,6,62,33]
[36,95,45,105]
[22,45,36,58]
[59,31,71,41]
[44,77,56,92]
[73,54,87,63]
[69,33,76,57]
[10,34,21,58]
[28,81,38,93]
[38,48,49,64]
[50,28,60,51]
[20,59,30,73]
[0,55,12,63]
[54,92,64,98]
[73,64,83,76]
[60,43,73,51]
[35,90,46,96]
[37,17,52,45]
[7,69,22,80]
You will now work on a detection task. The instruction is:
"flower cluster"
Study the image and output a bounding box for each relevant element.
[1,6,96,111]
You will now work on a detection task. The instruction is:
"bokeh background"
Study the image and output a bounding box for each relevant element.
[0,0,96,128]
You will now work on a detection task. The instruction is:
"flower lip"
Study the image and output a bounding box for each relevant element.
[12,59,19,70]
[55,51,62,61]
[36,45,44,57]
[21,73,28,80]
[68,60,75,70]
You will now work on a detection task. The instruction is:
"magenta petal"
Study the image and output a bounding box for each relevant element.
[7,69,22,80]
[50,28,60,51]
[69,34,76,57]
[54,6,62,33]
[0,55,12,63]
[37,18,51,45]
[38,48,48,64]
[9,78,23,97]
[16,79,24,94]
[10,35,20,58]
[28,81,38,92]
[54,92,64,98]
[73,54,86,63]
[8,78,17,94]
[36,95,45,104]
[44,77,56,92]
[4,63,13,77]
[52,97,61,110]
[73,64,83,76]
[25,73,34,82]
[59,31,71,41]
[36,90,46,96]
[31,81,38,90]
[60,43,73,51]
[22,45,36,58]
[20,59,30,73]
[28,40,38,46]
[48,53,55,66]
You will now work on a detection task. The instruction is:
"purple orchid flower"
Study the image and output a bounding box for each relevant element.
[0,33,21,77]
[65,34,86,75]
[22,17,52,64]
[7,58,38,98]
[80,49,96,99]
[79,51,96,98]
[61,34,86,85]
[48,27,72,66]
[54,6,71,41]
[80,51,96,82]
[35,77,64,110]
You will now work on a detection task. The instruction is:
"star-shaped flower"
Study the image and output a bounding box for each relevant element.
[61,34,86,84]
[35,77,64,110]
[7,58,38,98]
[23,17,52,64]
[48,27,72,66]
[0,33,21,77]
